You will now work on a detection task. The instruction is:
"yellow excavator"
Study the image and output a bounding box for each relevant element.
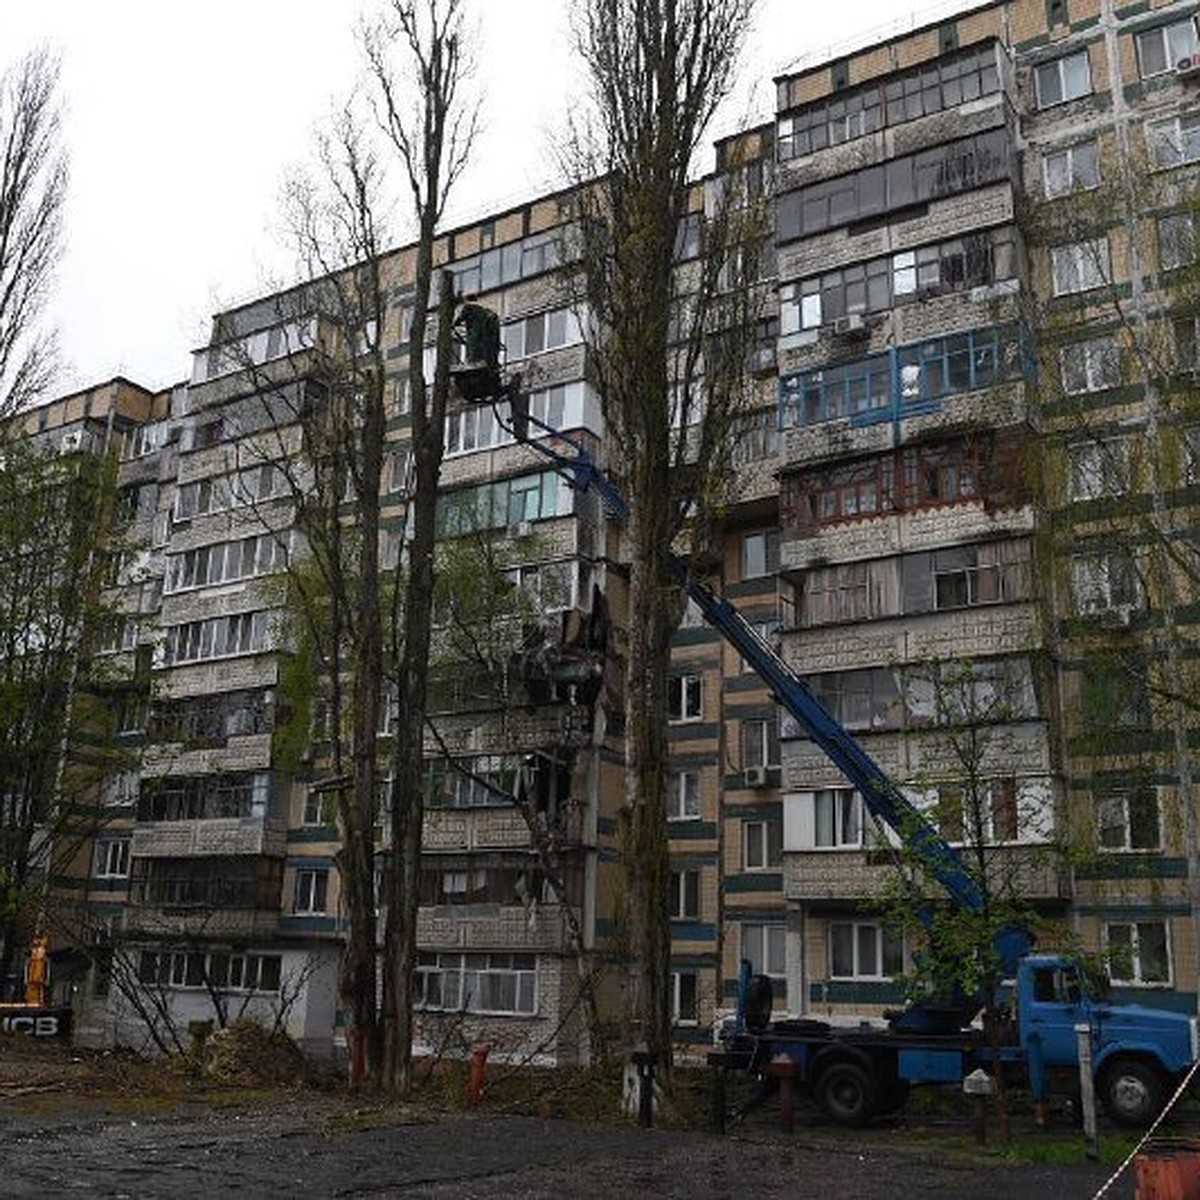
[0,936,73,1037]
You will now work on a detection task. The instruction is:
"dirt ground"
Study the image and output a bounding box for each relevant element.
[0,1036,1152,1198]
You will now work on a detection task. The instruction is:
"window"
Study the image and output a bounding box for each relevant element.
[814,787,864,848]
[776,45,1000,160]
[1034,51,1091,109]
[1051,238,1110,295]
[93,839,130,879]
[1072,550,1139,614]
[779,326,1023,430]
[928,542,1031,611]
[668,674,702,722]
[1067,438,1130,500]
[138,772,269,823]
[803,559,901,625]
[501,306,583,361]
[138,950,282,993]
[742,922,786,977]
[670,869,701,919]
[1105,921,1170,986]
[742,530,780,578]
[415,951,538,1014]
[165,611,273,664]
[1158,213,1196,271]
[1136,19,1199,78]
[777,129,1010,241]
[1060,337,1120,394]
[671,970,699,1023]
[744,820,782,870]
[1096,788,1160,851]
[808,668,900,730]
[293,868,329,915]
[742,718,778,770]
[934,779,1019,843]
[668,769,700,820]
[830,920,903,979]
[1082,657,1150,729]
[436,470,565,537]
[1044,140,1100,198]
[165,534,288,593]
[1147,113,1200,168]
[302,791,333,827]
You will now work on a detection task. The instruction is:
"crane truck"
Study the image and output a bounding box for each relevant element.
[454,307,1198,1128]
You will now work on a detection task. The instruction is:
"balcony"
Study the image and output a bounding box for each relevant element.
[123,905,280,941]
[783,844,1070,904]
[417,903,573,953]
[421,804,586,853]
[131,817,286,859]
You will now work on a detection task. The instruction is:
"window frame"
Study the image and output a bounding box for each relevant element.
[94,839,131,879]
[671,970,700,1024]
[668,673,703,723]
[1043,139,1100,199]
[669,868,701,920]
[1096,787,1161,852]
[293,868,329,915]
[1051,238,1110,296]
[1034,50,1092,109]
[829,919,904,980]
[1104,920,1171,987]
[668,769,701,821]
[742,921,787,978]
[744,819,783,871]
[1135,18,1199,79]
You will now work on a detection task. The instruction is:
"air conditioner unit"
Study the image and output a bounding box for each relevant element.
[743,765,769,789]
[508,520,533,539]
[59,430,84,453]
[832,313,867,337]
[1177,53,1200,76]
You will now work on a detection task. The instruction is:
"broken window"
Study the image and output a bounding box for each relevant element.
[1096,788,1160,852]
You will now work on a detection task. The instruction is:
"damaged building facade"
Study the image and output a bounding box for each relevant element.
[8,0,1200,1056]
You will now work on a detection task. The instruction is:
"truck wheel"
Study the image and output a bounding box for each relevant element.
[1099,1058,1167,1128]
[817,1061,876,1127]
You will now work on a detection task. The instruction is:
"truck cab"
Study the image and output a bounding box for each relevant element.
[1019,954,1198,1126]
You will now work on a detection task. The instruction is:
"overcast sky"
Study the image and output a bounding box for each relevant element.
[5,0,981,394]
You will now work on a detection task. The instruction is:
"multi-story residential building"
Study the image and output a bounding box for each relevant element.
[19,0,1200,1058]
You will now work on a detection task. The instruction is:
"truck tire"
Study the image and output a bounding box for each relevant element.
[816,1060,877,1127]
[1098,1058,1168,1128]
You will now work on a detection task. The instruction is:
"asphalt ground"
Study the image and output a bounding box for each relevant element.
[0,1102,1138,1199]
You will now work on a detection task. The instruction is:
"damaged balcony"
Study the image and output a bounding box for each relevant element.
[416,857,584,953]
[124,855,282,939]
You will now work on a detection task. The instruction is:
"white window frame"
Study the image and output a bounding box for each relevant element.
[1051,238,1110,296]
[813,787,864,849]
[1104,920,1172,987]
[1071,550,1139,615]
[1136,18,1199,79]
[1148,112,1200,169]
[1034,50,1092,109]
[668,769,701,821]
[94,839,130,879]
[742,529,780,579]
[669,868,701,920]
[1043,140,1100,199]
[829,919,904,980]
[1095,788,1160,852]
[742,922,786,978]
[744,819,782,871]
[668,674,703,722]
[671,970,699,1024]
[293,868,329,915]
[1059,337,1120,395]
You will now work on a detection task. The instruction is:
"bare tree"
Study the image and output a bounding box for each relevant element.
[363,0,478,1094]
[563,0,760,1065]
[0,46,67,415]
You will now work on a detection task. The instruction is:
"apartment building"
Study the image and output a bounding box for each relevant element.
[16,0,1200,1057]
